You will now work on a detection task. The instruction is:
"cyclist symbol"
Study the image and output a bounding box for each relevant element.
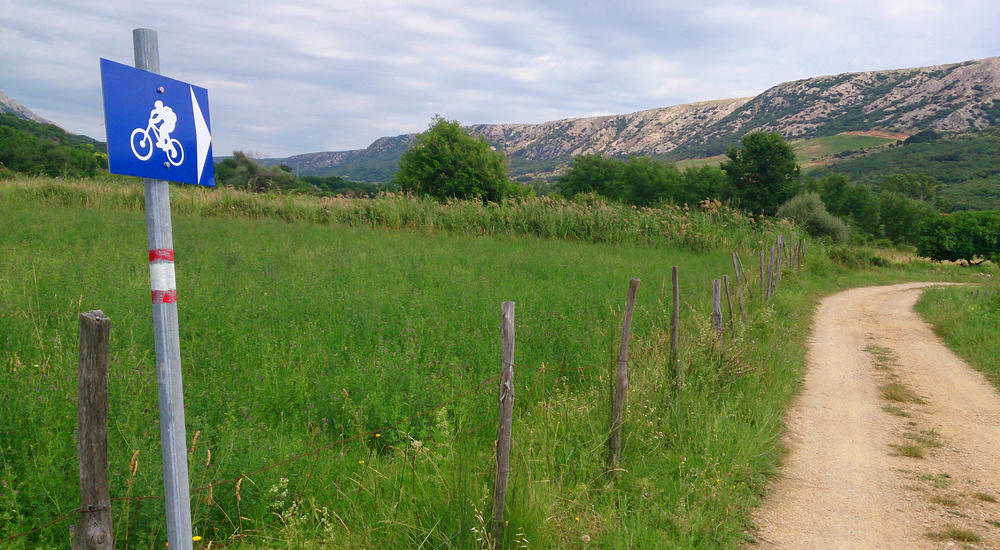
[131,100,184,166]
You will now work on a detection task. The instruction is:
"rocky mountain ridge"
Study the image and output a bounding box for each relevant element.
[264,56,1000,181]
[0,91,54,125]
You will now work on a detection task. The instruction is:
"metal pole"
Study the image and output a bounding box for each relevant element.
[133,27,193,550]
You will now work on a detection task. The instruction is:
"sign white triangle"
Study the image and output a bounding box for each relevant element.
[190,86,211,184]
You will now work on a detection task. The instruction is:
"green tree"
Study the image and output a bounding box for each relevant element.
[721,131,800,216]
[878,191,936,245]
[394,116,519,202]
[556,154,625,201]
[623,156,680,206]
[675,165,734,206]
[918,211,1000,263]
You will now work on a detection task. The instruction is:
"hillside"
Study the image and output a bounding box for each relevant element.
[0,90,53,125]
[262,57,1000,182]
[811,129,1000,210]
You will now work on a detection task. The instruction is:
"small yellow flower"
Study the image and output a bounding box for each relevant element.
[358,459,365,464]
[575,516,580,522]
[375,433,381,438]
[193,536,202,542]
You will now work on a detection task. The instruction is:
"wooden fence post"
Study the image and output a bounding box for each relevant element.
[766,247,776,300]
[775,236,784,284]
[712,279,723,346]
[609,278,640,469]
[759,250,766,299]
[670,267,681,390]
[73,311,113,550]
[736,276,747,325]
[723,275,734,332]
[730,252,742,288]
[491,302,516,542]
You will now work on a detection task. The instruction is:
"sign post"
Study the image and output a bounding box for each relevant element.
[100,27,214,550]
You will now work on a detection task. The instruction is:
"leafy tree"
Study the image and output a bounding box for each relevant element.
[918,211,1000,263]
[878,191,936,245]
[721,131,800,216]
[394,116,521,202]
[675,166,735,206]
[556,154,625,200]
[623,156,681,206]
[807,173,880,235]
[878,173,949,210]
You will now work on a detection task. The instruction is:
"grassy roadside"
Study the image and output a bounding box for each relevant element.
[0,176,984,548]
[914,283,1000,387]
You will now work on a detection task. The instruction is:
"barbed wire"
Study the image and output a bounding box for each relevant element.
[1,313,690,546]
[0,507,80,546]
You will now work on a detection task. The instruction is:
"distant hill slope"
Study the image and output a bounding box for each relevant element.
[811,129,1000,211]
[0,90,54,125]
[263,56,1000,182]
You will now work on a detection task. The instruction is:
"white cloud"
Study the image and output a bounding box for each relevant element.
[1,0,998,156]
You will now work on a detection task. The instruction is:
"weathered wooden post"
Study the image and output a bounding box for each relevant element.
[609,278,640,469]
[766,246,776,300]
[670,267,681,390]
[731,252,742,288]
[775,236,784,284]
[73,311,113,550]
[759,250,766,299]
[712,279,723,346]
[491,301,516,542]
[735,273,747,325]
[723,275,735,331]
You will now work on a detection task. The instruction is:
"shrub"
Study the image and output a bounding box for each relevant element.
[777,193,850,242]
[394,117,525,202]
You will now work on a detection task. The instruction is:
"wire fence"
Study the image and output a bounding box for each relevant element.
[1,368,506,546]
[4,238,804,546]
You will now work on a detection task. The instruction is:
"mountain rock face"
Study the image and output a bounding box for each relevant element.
[264,56,1000,180]
[0,90,53,125]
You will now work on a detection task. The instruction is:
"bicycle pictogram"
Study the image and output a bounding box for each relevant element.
[130,100,184,166]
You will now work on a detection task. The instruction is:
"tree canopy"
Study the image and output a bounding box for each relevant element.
[394,116,522,202]
[721,131,800,216]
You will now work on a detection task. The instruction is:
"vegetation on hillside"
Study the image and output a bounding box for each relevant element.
[0,113,106,178]
[214,151,381,197]
[812,129,1000,211]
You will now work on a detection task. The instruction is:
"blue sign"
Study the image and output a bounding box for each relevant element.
[100,58,214,186]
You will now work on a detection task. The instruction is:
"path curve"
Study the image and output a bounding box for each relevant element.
[751,283,1000,549]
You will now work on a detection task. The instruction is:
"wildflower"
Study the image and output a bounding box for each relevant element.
[193,536,203,542]
[358,459,365,464]
[582,534,591,543]
[375,433,381,438]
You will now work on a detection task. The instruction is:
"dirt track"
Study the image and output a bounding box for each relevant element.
[751,283,1000,549]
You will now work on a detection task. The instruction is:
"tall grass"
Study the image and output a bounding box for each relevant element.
[0,176,972,548]
[1,176,793,252]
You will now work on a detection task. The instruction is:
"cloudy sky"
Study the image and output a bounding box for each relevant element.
[2,1,999,158]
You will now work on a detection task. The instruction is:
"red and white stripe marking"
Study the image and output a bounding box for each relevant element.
[149,249,177,304]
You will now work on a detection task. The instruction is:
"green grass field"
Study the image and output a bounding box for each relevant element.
[915,284,1000,386]
[0,177,978,548]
